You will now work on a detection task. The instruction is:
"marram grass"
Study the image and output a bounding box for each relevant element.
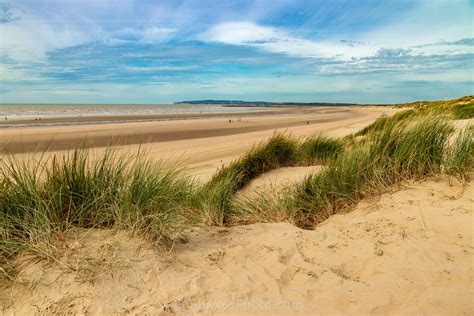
[198,132,345,224]
[357,96,474,137]
[445,128,474,177]
[300,134,344,165]
[199,133,300,224]
[0,149,197,274]
[354,109,417,136]
[230,116,472,228]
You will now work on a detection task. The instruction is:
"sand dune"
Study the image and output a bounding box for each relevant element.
[2,178,472,315]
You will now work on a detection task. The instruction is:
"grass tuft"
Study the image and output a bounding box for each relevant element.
[450,102,474,120]
[354,109,417,136]
[0,149,197,275]
[368,117,452,178]
[231,116,472,229]
[300,135,344,164]
[393,96,474,120]
[445,128,474,177]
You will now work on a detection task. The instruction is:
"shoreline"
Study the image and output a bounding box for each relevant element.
[0,108,282,128]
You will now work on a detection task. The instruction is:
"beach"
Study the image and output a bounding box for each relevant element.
[0,106,391,180]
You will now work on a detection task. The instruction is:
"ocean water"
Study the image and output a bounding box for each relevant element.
[0,104,263,121]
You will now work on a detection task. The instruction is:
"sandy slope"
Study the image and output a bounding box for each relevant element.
[2,178,472,315]
[236,166,323,197]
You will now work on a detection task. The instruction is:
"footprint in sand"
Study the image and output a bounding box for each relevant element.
[206,250,225,264]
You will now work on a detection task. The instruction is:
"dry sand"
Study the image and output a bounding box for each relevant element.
[236,166,324,197]
[2,177,472,315]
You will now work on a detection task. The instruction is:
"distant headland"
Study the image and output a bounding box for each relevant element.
[174,100,357,106]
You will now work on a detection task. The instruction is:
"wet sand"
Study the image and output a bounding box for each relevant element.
[0,108,280,127]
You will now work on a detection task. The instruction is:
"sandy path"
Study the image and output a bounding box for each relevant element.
[1,107,393,181]
[2,178,472,315]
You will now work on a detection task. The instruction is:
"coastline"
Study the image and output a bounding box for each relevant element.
[0,108,280,128]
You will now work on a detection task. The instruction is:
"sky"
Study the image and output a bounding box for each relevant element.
[0,0,472,104]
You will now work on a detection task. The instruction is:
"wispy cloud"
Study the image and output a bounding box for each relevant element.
[315,49,473,75]
[200,21,378,60]
[113,26,177,43]
[415,38,474,47]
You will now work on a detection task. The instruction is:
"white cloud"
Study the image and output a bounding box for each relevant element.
[201,0,473,62]
[200,21,279,45]
[200,21,378,60]
[0,14,94,61]
[0,1,179,62]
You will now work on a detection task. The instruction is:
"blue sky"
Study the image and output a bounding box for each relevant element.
[0,0,472,103]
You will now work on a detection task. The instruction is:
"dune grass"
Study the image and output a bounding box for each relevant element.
[357,96,474,138]
[0,132,342,274]
[450,102,474,120]
[395,95,473,109]
[445,129,474,177]
[231,117,472,228]
[367,117,452,178]
[354,109,417,136]
[0,150,197,275]
[394,95,474,119]
[198,133,346,224]
[300,135,344,164]
[198,133,300,224]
